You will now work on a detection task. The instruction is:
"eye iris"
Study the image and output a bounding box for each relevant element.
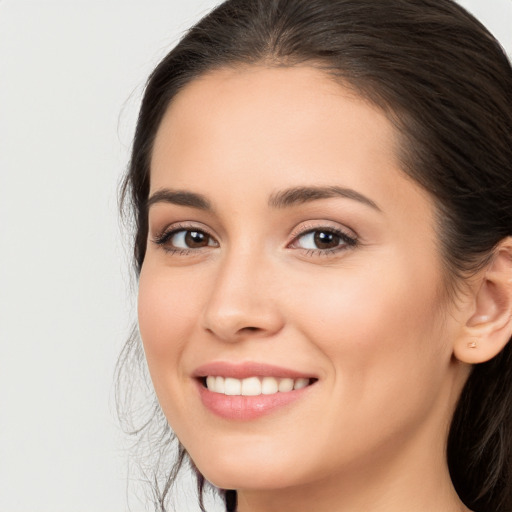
[185,231,209,248]
[314,231,340,249]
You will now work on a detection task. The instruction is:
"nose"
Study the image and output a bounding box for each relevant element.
[201,250,284,342]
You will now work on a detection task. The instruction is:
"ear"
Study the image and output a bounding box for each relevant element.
[453,237,512,364]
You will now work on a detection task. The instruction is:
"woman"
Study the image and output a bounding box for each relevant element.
[117,0,512,511]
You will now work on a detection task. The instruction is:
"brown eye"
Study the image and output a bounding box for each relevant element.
[313,231,341,249]
[295,230,343,250]
[160,229,218,250]
[184,230,210,248]
[292,228,357,253]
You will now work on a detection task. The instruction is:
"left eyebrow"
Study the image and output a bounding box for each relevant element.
[268,186,381,211]
[146,188,213,211]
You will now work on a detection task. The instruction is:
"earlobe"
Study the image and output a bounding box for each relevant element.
[454,237,512,364]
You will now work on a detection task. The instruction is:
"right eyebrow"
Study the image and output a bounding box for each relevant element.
[146,188,213,211]
[268,185,381,211]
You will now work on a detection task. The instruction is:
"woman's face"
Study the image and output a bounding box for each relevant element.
[138,66,469,492]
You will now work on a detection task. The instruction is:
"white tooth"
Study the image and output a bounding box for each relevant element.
[294,378,309,390]
[206,376,216,391]
[261,376,279,395]
[278,378,294,392]
[241,377,262,396]
[224,377,242,395]
[215,376,225,394]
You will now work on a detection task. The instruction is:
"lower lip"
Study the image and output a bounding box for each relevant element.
[196,380,314,420]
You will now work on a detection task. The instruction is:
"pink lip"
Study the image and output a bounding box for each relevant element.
[196,381,314,420]
[193,361,317,421]
[192,361,316,380]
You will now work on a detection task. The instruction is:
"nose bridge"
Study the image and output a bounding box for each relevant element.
[202,243,283,341]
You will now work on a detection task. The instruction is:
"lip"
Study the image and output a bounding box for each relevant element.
[192,361,316,380]
[193,361,318,421]
[196,380,314,420]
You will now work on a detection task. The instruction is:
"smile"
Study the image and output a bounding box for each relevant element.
[204,376,313,396]
[194,362,318,420]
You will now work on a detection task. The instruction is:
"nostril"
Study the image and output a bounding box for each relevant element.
[241,326,260,333]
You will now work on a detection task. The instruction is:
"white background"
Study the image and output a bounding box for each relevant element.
[0,1,511,511]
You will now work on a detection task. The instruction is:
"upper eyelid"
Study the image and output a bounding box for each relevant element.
[290,229,357,245]
[153,221,217,239]
[288,221,358,240]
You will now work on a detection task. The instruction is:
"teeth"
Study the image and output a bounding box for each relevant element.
[205,376,312,395]
[215,376,225,393]
[206,376,216,391]
[241,376,261,396]
[224,377,241,396]
[294,378,309,390]
[261,376,278,395]
[278,378,294,392]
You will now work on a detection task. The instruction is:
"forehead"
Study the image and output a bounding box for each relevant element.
[150,66,401,192]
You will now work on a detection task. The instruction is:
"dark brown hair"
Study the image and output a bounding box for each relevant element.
[117,1,512,510]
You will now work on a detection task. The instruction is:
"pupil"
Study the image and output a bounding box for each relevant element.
[185,231,208,248]
[314,231,340,249]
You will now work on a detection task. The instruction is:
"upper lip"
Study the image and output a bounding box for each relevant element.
[192,361,316,380]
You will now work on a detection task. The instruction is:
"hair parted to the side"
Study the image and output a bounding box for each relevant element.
[117,1,512,511]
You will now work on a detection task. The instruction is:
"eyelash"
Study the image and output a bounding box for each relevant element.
[151,224,358,257]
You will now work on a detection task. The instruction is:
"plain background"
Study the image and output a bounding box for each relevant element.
[0,1,511,511]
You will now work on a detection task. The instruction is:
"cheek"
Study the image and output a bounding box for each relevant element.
[288,254,449,406]
[137,264,203,369]
[294,259,441,349]
[279,263,453,469]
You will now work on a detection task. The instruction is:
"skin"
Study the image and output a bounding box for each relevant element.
[138,66,476,512]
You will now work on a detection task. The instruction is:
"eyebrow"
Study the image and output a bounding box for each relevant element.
[146,185,380,213]
[268,186,381,211]
[146,189,212,211]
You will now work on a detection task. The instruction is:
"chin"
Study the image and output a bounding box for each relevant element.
[203,468,296,492]
[190,449,305,491]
